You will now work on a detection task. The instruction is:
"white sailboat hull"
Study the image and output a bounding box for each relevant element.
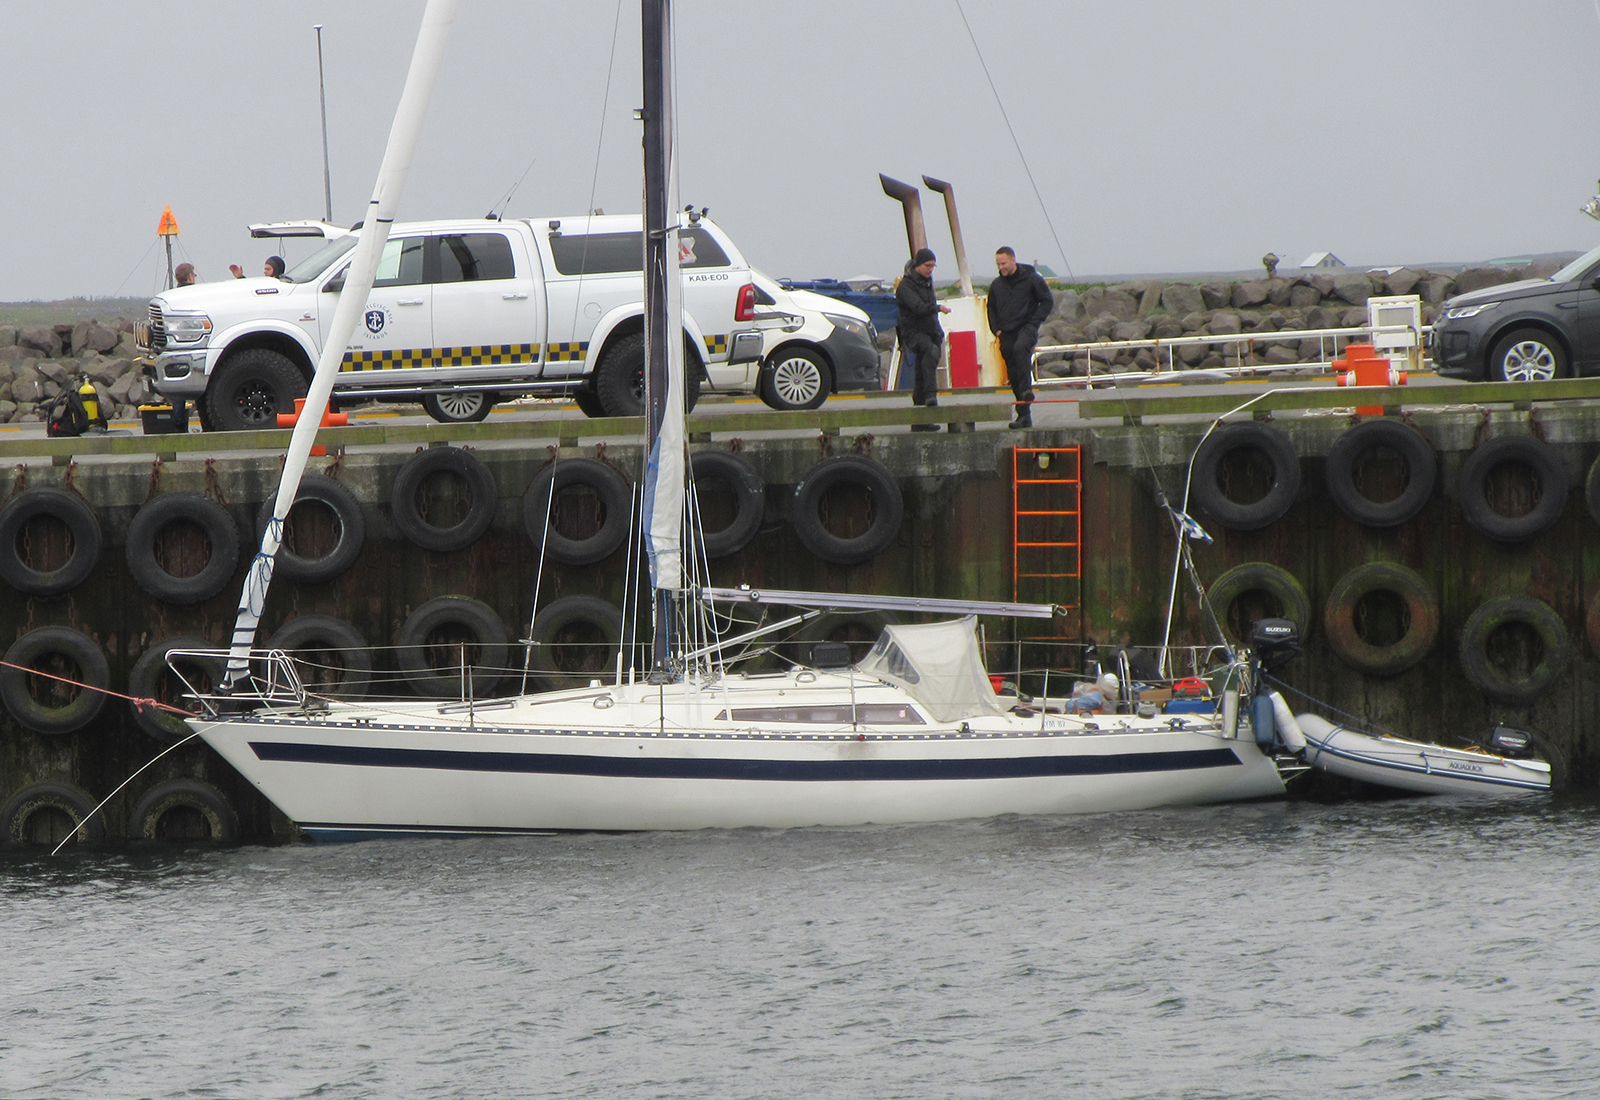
[195,676,1285,837]
[1297,715,1551,796]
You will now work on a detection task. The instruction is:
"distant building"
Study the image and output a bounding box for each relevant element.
[1032,263,1059,279]
[1299,251,1345,269]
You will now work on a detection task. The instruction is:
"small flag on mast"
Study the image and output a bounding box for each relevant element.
[156,205,181,236]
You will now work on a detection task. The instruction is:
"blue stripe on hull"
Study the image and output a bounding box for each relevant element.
[1305,736,1549,791]
[249,741,1244,781]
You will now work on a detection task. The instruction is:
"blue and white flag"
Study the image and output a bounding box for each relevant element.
[1172,508,1213,544]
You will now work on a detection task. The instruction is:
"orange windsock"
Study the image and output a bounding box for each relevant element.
[156,204,181,236]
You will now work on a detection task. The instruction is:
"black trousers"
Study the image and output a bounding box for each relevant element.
[999,325,1038,404]
[901,331,942,407]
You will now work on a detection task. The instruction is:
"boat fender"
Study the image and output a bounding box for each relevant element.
[791,454,904,565]
[527,595,625,691]
[1206,562,1311,647]
[0,487,102,596]
[397,596,510,698]
[0,780,105,847]
[1458,595,1572,704]
[1250,693,1275,748]
[690,450,765,558]
[128,778,240,843]
[1222,688,1240,739]
[521,457,633,565]
[1322,562,1440,677]
[1323,419,1437,528]
[126,636,224,742]
[389,446,498,553]
[266,615,373,700]
[1457,435,1570,543]
[255,473,367,584]
[125,491,242,605]
[0,626,109,735]
[1190,422,1301,532]
[1269,692,1307,752]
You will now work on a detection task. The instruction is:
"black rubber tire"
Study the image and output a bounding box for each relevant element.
[1488,327,1567,383]
[397,596,509,698]
[1191,422,1301,532]
[529,595,625,690]
[127,636,223,742]
[1583,454,1600,527]
[1323,419,1438,528]
[594,332,703,417]
[1206,562,1311,647]
[522,458,633,565]
[124,491,241,605]
[389,447,498,552]
[0,626,109,734]
[573,388,607,419]
[759,347,831,410]
[788,609,898,665]
[0,488,101,596]
[1,781,104,847]
[128,779,240,843]
[1322,562,1439,676]
[422,391,496,423]
[1457,435,1570,543]
[791,455,904,565]
[255,473,366,583]
[266,615,372,701]
[205,348,307,432]
[1458,595,1571,704]
[690,450,764,558]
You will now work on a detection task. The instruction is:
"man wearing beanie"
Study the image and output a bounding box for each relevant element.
[986,246,1053,428]
[894,247,951,431]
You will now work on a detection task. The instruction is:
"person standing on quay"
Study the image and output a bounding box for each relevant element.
[895,247,951,432]
[986,246,1053,429]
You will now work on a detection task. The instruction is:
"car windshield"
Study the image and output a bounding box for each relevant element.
[1550,243,1600,284]
[286,236,358,283]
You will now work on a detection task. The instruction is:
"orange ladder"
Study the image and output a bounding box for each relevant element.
[1012,446,1082,609]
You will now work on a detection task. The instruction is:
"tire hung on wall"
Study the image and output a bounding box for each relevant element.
[126,636,224,742]
[1191,422,1301,532]
[1583,453,1600,527]
[255,473,366,584]
[397,596,509,698]
[125,491,241,605]
[390,447,498,552]
[1458,596,1571,704]
[0,781,105,847]
[266,615,372,700]
[0,626,109,735]
[0,488,101,596]
[128,779,240,843]
[789,609,898,665]
[1205,562,1311,647]
[1323,419,1438,528]
[1457,435,1569,543]
[528,595,625,690]
[1322,562,1439,676]
[690,450,764,559]
[522,458,632,566]
[791,455,903,565]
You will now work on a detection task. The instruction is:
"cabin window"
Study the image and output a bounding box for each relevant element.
[435,233,516,282]
[548,228,730,276]
[713,704,924,725]
[373,237,425,287]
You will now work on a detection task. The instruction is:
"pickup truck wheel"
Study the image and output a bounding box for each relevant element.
[760,349,831,410]
[205,349,307,432]
[595,333,703,417]
[422,392,495,423]
[573,388,606,419]
[1489,329,1566,382]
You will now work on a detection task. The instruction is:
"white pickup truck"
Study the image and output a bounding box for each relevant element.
[137,214,880,429]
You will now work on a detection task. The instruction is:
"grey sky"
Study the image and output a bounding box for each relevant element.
[3,0,1599,302]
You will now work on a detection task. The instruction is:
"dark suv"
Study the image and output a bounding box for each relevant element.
[1430,244,1600,381]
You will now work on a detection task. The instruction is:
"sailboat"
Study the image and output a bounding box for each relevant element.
[182,0,1292,839]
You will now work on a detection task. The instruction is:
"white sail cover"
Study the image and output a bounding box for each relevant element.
[857,616,1007,723]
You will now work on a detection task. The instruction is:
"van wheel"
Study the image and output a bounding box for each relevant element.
[423,392,495,423]
[760,349,830,410]
[205,349,307,431]
[595,333,703,417]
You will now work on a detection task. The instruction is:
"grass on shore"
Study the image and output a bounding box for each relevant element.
[0,297,149,327]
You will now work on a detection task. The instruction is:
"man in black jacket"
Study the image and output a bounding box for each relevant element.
[986,246,1054,428]
[895,247,951,431]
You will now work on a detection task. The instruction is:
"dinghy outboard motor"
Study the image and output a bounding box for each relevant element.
[1484,725,1537,759]
[1249,618,1300,671]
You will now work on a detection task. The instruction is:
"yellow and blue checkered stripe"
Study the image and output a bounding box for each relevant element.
[341,343,575,371]
[703,333,728,356]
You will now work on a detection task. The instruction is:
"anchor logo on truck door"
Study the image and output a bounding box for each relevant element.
[364,305,393,337]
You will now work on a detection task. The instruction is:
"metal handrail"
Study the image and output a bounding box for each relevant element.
[1032,322,1430,378]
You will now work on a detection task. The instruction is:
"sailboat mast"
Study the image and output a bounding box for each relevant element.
[640,0,686,677]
